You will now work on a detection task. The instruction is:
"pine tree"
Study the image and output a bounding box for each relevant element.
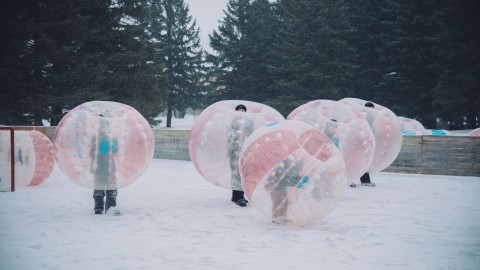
[104,0,166,125]
[44,0,119,125]
[343,0,382,100]
[0,1,37,124]
[269,0,312,114]
[433,0,480,129]
[208,0,251,101]
[369,0,439,127]
[148,0,204,127]
[238,0,278,103]
[1,0,165,125]
[270,0,358,115]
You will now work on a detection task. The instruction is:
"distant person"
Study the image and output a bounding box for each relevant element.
[91,115,120,214]
[351,101,376,187]
[228,104,253,207]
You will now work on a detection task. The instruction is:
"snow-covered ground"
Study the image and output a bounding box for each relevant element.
[1,159,479,270]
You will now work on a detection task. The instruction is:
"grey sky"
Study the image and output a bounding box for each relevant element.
[185,0,228,50]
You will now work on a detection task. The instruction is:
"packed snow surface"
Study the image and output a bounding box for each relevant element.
[1,159,479,270]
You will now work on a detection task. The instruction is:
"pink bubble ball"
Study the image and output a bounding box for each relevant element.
[469,128,480,136]
[53,101,154,189]
[12,130,55,187]
[240,120,347,227]
[0,131,11,190]
[189,100,285,190]
[397,116,427,135]
[340,98,403,172]
[288,100,375,184]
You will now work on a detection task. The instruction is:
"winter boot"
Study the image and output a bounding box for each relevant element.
[361,182,376,187]
[93,190,105,214]
[235,198,248,207]
[105,190,117,213]
[231,190,248,207]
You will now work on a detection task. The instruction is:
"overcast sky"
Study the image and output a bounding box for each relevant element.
[185,0,228,50]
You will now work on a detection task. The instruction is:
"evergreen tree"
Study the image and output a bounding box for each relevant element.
[370,0,439,127]
[343,0,382,100]
[43,0,121,125]
[269,0,312,114]
[147,0,204,127]
[271,0,358,116]
[208,0,251,101]
[433,0,480,129]
[0,0,86,125]
[239,0,279,103]
[105,0,166,125]
[0,0,37,124]
[1,0,165,126]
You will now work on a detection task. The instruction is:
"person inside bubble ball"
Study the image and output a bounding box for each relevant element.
[229,104,253,207]
[265,155,304,224]
[351,102,376,188]
[90,115,119,214]
[323,119,339,147]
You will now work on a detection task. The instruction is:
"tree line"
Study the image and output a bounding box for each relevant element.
[0,0,203,127]
[1,0,478,129]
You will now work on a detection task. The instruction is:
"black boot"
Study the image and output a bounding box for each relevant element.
[235,198,248,207]
[360,173,376,187]
[93,190,105,214]
[105,190,117,213]
[231,190,248,207]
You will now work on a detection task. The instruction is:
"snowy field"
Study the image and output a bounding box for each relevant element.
[1,159,479,270]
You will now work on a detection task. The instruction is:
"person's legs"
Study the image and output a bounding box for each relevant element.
[93,190,105,214]
[105,189,117,213]
[271,190,289,219]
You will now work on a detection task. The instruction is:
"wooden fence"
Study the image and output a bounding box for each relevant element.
[384,135,480,176]
[11,126,480,177]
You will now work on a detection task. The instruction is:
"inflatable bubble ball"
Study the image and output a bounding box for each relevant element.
[53,101,154,190]
[189,100,285,190]
[288,99,375,184]
[340,98,402,173]
[240,120,347,227]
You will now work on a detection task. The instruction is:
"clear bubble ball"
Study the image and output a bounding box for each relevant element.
[189,100,284,190]
[340,98,402,172]
[240,120,347,227]
[53,101,154,189]
[8,130,55,187]
[288,100,375,184]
